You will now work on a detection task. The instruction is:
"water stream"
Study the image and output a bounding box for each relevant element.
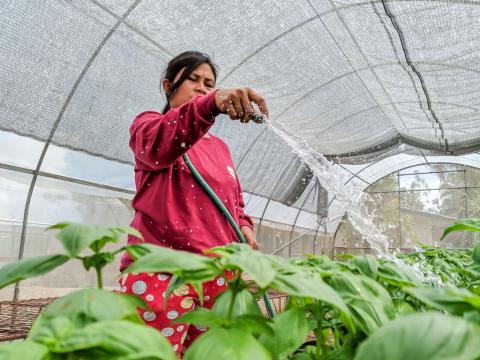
[263,119,442,284]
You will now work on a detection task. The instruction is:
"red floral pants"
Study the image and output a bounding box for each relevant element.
[119,271,232,357]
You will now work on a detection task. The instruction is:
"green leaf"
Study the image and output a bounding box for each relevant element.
[190,280,205,306]
[28,316,75,349]
[47,222,70,230]
[351,255,378,279]
[30,289,144,333]
[213,288,263,318]
[0,254,69,289]
[163,275,187,310]
[296,254,341,272]
[258,308,309,360]
[473,243,480,265]
[392,300,416,317]
[184,327,272,360]
[177,305,272,337]
[162,273,217,310]
[405,287,480,315]
[49,320,176,359]
[354,312,480,360]
[110,226,144,242]
[90,227,142,253]
[271,272,351,319]
[336,253,355,261]
[52,223,112,256]
[441,218,480,240]
[470,264,480,276]
[326,273,395,336]
[207,243,242,257]
[324,348,355,360]
[231,314,274,336]
[377,262,418,287]
[175,308,226,328]
[125,244,218,279]
[292,353,314,360]
[464,310,480,325]
[50,222,142,257]
[126,243,152,260]
[0,340,51,359]
[81,252,114,271]
[216,244,276,288]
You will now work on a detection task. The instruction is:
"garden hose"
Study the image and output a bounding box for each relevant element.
[182,152,276,319]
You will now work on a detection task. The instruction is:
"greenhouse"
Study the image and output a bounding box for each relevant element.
[1,0,480,359]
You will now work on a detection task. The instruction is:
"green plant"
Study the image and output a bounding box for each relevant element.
[0,223,177,360]
[0,223,143,290]
[1,220,480,360]
[124,242,353,360]
[442,218,480,268]
[355,312,480,360]
[290,224,480,359]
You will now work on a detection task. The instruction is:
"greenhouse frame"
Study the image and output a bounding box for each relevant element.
[1,1,480,359]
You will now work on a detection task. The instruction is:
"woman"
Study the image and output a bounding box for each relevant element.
[119,51,268,356]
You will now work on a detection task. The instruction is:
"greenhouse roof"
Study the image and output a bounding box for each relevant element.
[2,0,480,217]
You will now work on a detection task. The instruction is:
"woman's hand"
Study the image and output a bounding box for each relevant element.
[215,88,269,123]
[240,226,259,250]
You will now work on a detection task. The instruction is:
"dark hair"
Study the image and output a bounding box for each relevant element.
[161,51,219,114]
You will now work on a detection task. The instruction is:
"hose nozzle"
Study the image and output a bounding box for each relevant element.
[251,113,266,124]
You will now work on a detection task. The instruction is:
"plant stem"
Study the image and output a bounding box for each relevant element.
[227,270,241,321]
[316,323,323,359]
[96,265,103,289]
[315,306,329,359]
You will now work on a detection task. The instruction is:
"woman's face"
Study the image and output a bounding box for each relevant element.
[164,63,216,109]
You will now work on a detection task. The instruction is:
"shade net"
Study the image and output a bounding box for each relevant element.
[2,1,480,160]
[2,1,480,299]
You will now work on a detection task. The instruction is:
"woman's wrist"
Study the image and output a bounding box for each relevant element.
[196,89,221,120]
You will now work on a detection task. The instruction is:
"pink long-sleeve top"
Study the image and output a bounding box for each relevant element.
[120,90,254,270]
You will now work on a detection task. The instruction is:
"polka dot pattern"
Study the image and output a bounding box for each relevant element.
[161,327,174,337]
[167,310,179,319]
[173,285,190,297]
[143,311,156,322]
[158,273,169,281]
[181,297,194,309]
[119,270,232,357]
[132,280,147,295]
[195,325,207,332]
